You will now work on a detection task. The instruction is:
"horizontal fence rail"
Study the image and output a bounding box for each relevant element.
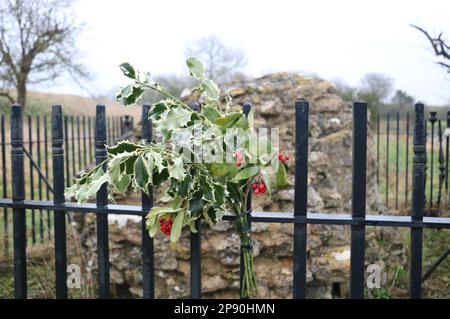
[0,101,449,300]
[0,199,448,228]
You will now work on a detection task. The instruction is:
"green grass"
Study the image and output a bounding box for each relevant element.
[374,125,449,298]
[0,209,53,256]
[422,229,450,298]
[376,129,448,214]
[0,96,52,116]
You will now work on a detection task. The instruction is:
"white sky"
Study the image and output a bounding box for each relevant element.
[36,0,450,105]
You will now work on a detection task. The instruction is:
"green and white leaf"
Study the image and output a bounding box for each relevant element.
[165,107,192,130]
[201,79,220,100]
[186,57,205,79]
[169,156,186,180]
[119,62,136,79]
[133,156,150,191]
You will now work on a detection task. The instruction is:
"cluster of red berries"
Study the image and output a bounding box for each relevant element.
[234,151,244,167]
[278,152,289,161]
[159,218,173,236]
[252,182,267,195]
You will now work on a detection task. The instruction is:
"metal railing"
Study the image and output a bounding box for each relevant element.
[376,110,450,215]
[0,101,449,299]
[0,111,134,254]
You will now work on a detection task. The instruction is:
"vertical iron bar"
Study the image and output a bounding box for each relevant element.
[107,117,112,145]
[64,116,70,187]
[52,105,67,299]
[293,99,308,299]
[386,113,390,208]
[96,105,110,298]
[410,102,425,299]
[44,116,51,239]
[28,115,35,244]
[189,102,201,299]
[1,114,8,256]
[446,112,450,209]
[70,116,75,179]
[350,102,367,299]
[82,116,87,168]
[36,116,43,242]
[376,114,380,186]
[405,113,410,211]
[141,104,154,299]
[429,112,437,212]
[118,117,122,138]
[124,116,130,134]
[11,103,27,299]
[425,119,428,209]
[111,117,115,142]
[76,116,81,171]
[437,120,445,211]
[445,111,450,209]
[395,113,400,210]
[190,219,201,299]
[115,117,118,141]
[88,117,93,164]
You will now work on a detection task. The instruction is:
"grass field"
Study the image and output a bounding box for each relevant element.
[0,90,142,117]
[376,123,450,216]
[373,119,449,298]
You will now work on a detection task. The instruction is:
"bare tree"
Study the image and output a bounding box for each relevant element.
[391,90,414,109]
[0,0,87,107]
[412,25,450,74]
[141,74,195,103]
[356,73,393,123]
[358,73,394,105]
[331,78,357,102]
[185,35,247,84]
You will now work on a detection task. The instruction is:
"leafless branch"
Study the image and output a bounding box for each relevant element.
[0,0,88,107]
[185,35,247,84]
[0,90,14,103]
[412,24,450,73]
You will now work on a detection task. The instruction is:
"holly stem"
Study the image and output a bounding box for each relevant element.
[236,213,258,298]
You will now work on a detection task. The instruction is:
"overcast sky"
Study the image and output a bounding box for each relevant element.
[36,0,450,105]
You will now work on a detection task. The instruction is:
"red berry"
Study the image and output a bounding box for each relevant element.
[160,217,173,236]
[234,151,244,166]
[259,183,266,193]
[278,152,289,162]
[253,183,267,195]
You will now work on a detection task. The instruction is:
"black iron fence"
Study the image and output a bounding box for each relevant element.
[0,113,134,255]
[376,110,450,215]
[0,101,449,299]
